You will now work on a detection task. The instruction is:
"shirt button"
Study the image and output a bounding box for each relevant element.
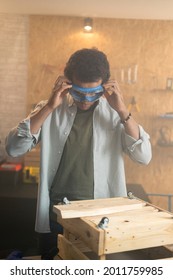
[64,131,68,135]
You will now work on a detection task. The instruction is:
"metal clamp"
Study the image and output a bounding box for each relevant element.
[97,217,109,229]
[127,191,135,199]
[62,197,70,205]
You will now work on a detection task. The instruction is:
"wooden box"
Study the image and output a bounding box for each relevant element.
[53,197,173,260]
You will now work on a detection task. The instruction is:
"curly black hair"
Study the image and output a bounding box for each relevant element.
[64,48,110,84]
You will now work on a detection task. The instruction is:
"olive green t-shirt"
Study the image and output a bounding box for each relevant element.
[50,104,97,207]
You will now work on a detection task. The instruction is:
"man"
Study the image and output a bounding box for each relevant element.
[6,48,152,259]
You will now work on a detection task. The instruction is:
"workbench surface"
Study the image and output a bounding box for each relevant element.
[53,197,173,259]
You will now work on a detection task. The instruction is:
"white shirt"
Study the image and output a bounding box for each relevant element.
[5,96,152,233]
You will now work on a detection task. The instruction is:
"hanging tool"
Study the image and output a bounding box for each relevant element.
[128,96,140,112]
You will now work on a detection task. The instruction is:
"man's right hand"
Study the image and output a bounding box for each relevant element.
[47,76,72,110]
[30,76,72,134]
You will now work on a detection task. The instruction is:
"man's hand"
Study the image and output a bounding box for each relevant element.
[103,79,127,114]
[103,79,140,139]
[47,76,72,110]
[30,76,72,134]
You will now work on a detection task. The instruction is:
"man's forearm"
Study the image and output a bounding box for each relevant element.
[30,104,53,134]
[118,110,140,140]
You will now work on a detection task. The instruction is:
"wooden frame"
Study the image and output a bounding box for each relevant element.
[53,197,173,260]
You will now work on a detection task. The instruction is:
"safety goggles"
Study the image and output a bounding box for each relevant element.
[69,84,104,102]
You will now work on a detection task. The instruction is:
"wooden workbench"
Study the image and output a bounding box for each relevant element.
[53,197,173,260]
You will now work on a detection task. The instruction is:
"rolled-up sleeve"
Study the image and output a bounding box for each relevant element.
[122,125,152,165]
[17,118,40,141]
[5,118,40,157]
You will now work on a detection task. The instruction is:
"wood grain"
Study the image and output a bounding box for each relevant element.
[53,197,146,219]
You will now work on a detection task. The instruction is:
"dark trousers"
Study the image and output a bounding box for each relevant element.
[38,221,63,260]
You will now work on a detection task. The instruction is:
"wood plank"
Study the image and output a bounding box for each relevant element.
[67,233,92,253]
[76,206,173,254]
[58,235,89,260]
[53,197,146,219]
[58,216,105,255]
[103,210,173,253]
[86,206,172,226]
[85,205,160,225]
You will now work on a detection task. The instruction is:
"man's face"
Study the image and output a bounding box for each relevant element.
[70,78,103,111]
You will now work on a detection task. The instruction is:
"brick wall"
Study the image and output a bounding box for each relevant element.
[0,13,29,160]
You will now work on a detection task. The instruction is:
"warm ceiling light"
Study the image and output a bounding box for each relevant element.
[84,18,93,32]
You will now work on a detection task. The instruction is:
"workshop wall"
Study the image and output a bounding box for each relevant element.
[0,14,28,157]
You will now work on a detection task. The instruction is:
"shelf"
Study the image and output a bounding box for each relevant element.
[152,89,173,93]
[158,114,173,119]
[157,143,173,147]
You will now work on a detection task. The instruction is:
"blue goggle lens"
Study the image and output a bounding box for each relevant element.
[69,84,104,102]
